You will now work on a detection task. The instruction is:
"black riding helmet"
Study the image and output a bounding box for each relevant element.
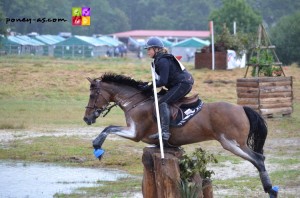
[144,37,164,49]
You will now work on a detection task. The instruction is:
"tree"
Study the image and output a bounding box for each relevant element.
[247,0,300,28]
[168,0,213,30]
[209,0,262,34]
[110,0,215,31]
[0,7,7,48]
[89,0,130,34]
[0,7,6,36]
[270,11,300,65]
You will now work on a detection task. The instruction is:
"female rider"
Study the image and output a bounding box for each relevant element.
[143,37,194,145]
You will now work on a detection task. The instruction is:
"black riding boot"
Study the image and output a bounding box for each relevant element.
[159,102,171,141]
[149,102,171,141]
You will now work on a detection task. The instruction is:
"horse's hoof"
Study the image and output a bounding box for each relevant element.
[269,186,279,198]
[94,148,105,159]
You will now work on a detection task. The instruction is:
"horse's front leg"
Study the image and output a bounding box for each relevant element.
[93,124,138,149]
[93,126,111,149]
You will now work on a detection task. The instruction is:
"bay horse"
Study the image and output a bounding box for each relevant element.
[83,73,277,197]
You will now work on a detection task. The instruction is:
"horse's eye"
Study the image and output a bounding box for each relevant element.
[90,94,96,99]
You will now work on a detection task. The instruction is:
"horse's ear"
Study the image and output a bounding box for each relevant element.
[87,77,92,83]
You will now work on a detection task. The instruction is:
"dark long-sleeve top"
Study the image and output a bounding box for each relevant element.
[153,53,194,89]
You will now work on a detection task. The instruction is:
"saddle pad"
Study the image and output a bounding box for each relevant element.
[170,99,203,127]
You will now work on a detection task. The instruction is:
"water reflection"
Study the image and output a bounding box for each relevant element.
[0,161,129,198]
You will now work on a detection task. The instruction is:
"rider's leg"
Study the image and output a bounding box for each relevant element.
[159,102,171,141]
[149,83,192,141]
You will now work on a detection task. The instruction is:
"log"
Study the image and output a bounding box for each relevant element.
[236,81,259,88]
[259,86,292,93]
[142,147,183,198]
[259,102,292,109]
[237,76,292,82]
[259,92,292,98]
[202,179,213,198]
[153,152,181,198]
[259,97,292,104]
[259,81,292,87]
[260,107,293,115]
[236,87,259,94]
[237,92,259,98]
[256,76,292,82]
[191,173,203,198]
[142,147,158,197]
[237,98,259,105]
[142,147,214,198]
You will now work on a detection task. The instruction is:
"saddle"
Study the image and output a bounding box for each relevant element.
[154,94,203,127]
[170,94,199,119]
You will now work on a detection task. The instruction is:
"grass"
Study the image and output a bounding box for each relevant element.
[0,55,299,197]
[0,135,146,174]
[54,177,142,198]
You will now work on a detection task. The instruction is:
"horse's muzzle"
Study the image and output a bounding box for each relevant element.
[83,116,96,125]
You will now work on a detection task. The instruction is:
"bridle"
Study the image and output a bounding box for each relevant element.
[85,81,117,118]
[86,80,151,118]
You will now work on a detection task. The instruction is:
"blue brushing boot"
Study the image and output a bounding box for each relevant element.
[94,148,105,159]
[269,186,279,198]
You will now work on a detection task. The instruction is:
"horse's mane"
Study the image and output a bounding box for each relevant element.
[97,73,144,89]
[95,73,153,96]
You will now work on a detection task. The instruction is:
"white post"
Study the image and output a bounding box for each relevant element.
[210,21,215,70]
[233,21,236,35]
[151,62,165,159]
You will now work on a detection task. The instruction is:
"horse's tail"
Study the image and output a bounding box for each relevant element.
[243,106,268,154]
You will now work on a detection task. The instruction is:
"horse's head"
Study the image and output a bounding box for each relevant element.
[83,73,152,125]
[83,77,111,125]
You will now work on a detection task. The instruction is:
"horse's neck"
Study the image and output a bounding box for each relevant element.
[107,84,145,111]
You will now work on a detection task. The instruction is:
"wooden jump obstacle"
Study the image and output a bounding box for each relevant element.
[238,24,293,118]
[142,147,213,198]
[236,76,293,118]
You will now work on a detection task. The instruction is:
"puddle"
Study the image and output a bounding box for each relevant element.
[0,160,130,198]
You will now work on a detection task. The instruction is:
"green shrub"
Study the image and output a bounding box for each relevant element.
[178,148,218,198]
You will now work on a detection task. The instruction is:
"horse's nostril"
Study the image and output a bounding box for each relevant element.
[83,117,89,123]
[83,117,93,125]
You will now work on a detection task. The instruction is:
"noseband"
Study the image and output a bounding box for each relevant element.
[85,81,117,118]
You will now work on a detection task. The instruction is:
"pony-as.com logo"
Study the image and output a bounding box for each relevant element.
[72,7,90,26]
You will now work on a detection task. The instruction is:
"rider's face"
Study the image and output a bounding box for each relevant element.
[147,47,155,58]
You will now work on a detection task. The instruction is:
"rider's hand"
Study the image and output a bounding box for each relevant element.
[138,82,153,91]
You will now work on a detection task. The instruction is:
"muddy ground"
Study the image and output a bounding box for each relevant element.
[1,126,299,197]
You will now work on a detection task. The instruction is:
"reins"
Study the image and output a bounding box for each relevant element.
[86,80,150,117]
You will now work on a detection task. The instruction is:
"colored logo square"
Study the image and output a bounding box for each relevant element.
[82,7,91,16]
[72,16,82,26]
[72,7,81,16]
[82,16,90,26]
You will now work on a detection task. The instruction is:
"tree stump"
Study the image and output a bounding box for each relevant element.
[202,179,213,198]
[142,146,214,198]
[142,146,183,198]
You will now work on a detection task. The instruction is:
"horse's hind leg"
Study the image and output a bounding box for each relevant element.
[219,135,277,197]
[240,147,278,197]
